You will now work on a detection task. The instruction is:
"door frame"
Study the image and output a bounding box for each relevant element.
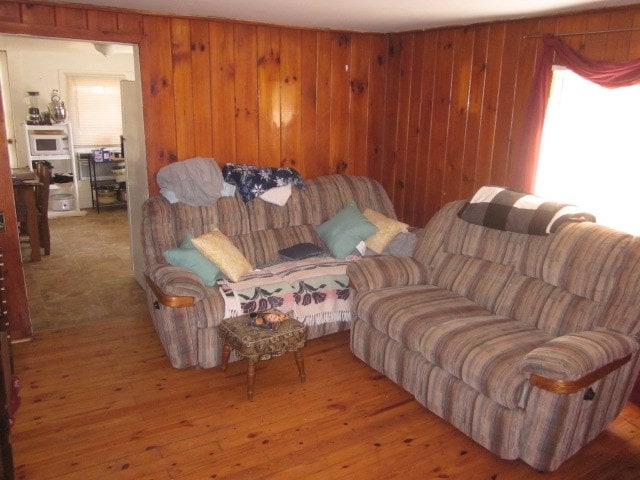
[0,51,17,167]
[0,29,147,339]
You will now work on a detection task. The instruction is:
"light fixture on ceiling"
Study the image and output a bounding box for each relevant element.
[93,42,116,57]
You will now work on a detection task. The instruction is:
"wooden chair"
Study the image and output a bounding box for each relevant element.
[34,162,52,256]
[16,162,52,257]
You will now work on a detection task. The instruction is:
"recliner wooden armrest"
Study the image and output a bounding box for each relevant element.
[528,354,632,394]
[145,274,195,308]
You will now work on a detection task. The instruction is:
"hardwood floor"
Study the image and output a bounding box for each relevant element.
[9,316,640,479]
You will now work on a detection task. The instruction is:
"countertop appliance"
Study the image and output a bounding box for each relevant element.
[27,126,70,157]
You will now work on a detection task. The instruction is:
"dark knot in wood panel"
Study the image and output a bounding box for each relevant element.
[338,34,350,47]
[280,158,297,167]
[462,173,474,183]
[149,77,169,96]
[350,80,368,94]
[257,51,281,66]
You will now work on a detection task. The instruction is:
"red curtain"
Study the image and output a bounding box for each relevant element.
[522,34,640,190]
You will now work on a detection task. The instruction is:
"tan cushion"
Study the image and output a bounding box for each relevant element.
[192,229,253,282]
[363,208,409,253]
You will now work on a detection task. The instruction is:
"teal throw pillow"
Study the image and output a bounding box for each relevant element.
[316,202,378,258]
[164,234,221,286]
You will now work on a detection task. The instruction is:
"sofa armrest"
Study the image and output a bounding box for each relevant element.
[347,256,428,292]
[521,329,639,394]
[145,264,208,307]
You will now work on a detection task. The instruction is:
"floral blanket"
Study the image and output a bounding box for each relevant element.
[222,163,304,202]
[217,257,353,326]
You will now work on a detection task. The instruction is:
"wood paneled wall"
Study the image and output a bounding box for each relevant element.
[2,1,640,338]
[382,7,640,227]
[138,16,389,183]
[3,2,640,221]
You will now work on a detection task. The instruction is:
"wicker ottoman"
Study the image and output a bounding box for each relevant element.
[219,314,307,400]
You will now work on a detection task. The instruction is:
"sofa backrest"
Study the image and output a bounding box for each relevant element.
[142,174,396,269]
[414,200,640,337]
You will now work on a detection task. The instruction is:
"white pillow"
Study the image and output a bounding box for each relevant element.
[221,182,236,197]
[259,184,292,206]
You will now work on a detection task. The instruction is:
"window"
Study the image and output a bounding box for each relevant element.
[535,67,640,235]
[66,74,124,147]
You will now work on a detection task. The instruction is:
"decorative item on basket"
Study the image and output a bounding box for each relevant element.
[249,310,290,330]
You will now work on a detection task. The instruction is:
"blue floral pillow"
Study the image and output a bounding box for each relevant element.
[222,163,304,202]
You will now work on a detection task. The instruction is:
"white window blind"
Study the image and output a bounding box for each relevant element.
[66,74,123,147]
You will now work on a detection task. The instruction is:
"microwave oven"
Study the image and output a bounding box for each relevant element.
[28,132,70,156]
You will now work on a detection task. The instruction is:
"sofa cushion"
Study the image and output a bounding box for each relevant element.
[526,222,632,304]
[231,225,323,268]
[192,229,253,282]
[170,194,251,239]
[317,201,378,258]
[382,231,419,256]
[432,252,515,312]
[347,256,428,292]
[306,174,397,223]
[362,208,409,253]
[494,273,604,336]
[164,236,221,286]
[354,285,552,408]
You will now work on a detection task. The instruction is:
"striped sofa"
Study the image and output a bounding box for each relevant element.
[142,174,396,369]
[347,200,640,472]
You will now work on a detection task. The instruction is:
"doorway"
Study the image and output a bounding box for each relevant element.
[0,34,149,332]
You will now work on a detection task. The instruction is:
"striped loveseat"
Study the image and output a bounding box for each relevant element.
[142,174,396,369]
[347,200,640,472]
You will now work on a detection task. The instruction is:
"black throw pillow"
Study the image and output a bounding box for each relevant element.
[278,242,328,260]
